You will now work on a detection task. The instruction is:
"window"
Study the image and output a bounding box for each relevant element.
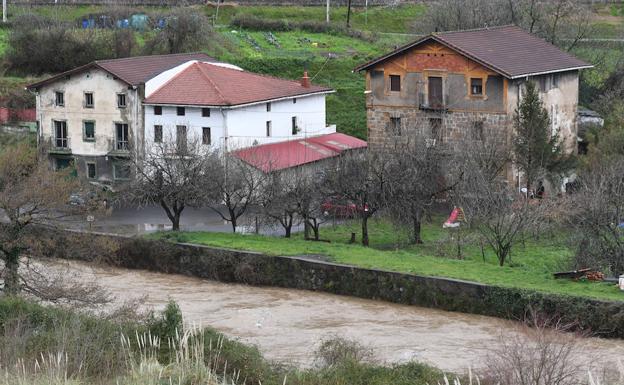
[390,117,401,136]
[83,121,95,141]
[117,93,127,108]
[266,102,271,112]
[53,120,68,148]
[154,106,162,115]
[389,75,401,92]
[470,78,483,96]
[55,91,64,107]
[202,108,210,117]
[472,120,484,141]
[176,125,187,152]
[113,163,131,180]
[266,121,272,137]
[177,107,185,116]
[86,162,96,179]
[429,118,442,143]
[292,117,298,135]
[84,92,94,108]
[552,74,559,88]
[115,123,129,150]
[293,98,297,104]
[56,158,71,170]
[202,127,211,145]
[154,125,163,143]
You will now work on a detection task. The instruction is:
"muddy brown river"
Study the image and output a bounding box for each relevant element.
[53,259,624,374]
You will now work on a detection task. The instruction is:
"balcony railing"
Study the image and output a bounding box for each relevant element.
[107,139,131,157]
[47,137,71,154]
[418,93,447,112]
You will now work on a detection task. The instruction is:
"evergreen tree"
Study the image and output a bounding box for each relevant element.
[513,81,575,193]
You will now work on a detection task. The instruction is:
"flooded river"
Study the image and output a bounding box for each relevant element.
[56,259,624,373]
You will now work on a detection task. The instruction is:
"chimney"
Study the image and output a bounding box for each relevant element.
[301,71,311,88]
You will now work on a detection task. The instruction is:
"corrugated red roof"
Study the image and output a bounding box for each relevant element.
[27,53,215,89]
[233,133,367,172]
[355,25,592,78]
[144,62,334,107]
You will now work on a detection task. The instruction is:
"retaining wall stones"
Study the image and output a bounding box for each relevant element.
[50,229,624,339]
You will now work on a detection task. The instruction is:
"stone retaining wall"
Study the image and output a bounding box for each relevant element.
[50,229,624,339]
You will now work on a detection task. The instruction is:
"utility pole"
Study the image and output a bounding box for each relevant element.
[365,0,368,25]
[346,0,352,28]
[3,0,6,23]
[326,0,330,23]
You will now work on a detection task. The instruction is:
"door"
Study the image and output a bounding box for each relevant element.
[116,123,129,150]
[428,76,443,108]
[54,121,67,148]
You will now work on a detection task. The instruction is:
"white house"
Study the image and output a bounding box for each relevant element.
[143,61,336,152]
[27,53,215,182]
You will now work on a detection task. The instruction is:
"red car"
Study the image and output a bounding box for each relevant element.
[321,196,368,218]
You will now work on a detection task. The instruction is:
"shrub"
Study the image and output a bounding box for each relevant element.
[314,336,374,367]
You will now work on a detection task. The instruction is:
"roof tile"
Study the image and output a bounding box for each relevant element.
[144,62,333,106]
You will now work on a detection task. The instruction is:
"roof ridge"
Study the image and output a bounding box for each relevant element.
[195,62,229,105]
[203,61,331,91]
[147,61,200,100]
[434,24,517,35]
[95,52,210,64]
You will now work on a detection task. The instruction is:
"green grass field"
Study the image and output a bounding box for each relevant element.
[150,218,624,302]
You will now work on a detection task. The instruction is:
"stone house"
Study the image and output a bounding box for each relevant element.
[27,53,214,183]
[355,26,592,187]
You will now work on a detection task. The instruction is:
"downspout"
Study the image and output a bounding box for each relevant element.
[221,108,228,154]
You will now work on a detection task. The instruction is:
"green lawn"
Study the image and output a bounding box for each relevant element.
[207,4,426,34]
[150,218,624,302]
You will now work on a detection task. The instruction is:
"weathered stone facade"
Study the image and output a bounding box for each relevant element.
[362,38,582,190]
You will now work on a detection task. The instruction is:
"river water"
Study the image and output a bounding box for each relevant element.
[55,259,624,374]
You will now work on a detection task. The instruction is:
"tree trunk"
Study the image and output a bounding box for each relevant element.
[361,215,369,247]
[285,226,291,238]
[346,0,352,28]
[172,214,180,231]
[411,213,423,244]
[4,249,20,295]
[303,214,310,240]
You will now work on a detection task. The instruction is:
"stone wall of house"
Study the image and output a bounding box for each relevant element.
[367,101,511,150]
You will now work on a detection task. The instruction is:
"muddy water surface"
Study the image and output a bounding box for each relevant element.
[56,260,624,373]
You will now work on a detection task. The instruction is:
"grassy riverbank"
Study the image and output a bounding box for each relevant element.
[150,218,623,302]
[0,296,445,385]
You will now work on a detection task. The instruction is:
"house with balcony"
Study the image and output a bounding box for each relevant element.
[28,54,341,183]
[355,25,592,185]
[27,52,214,182]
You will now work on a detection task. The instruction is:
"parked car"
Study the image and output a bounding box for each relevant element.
[321,196,368,218]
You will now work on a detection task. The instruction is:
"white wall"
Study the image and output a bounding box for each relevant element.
[144,104,225,149]
[144,93,335,151]
[36,68,140,156]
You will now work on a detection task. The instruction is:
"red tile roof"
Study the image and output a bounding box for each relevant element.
[233,133,367,172]
[355,25,592,78]
[27,53,215,89]
[144,62,334,107]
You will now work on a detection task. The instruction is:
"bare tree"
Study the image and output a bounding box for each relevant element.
[416,0,592,51]
[258,172,301,238]
[485,314,587,385]
[384,139,457,244]
[292,170,328,241]
[128,136,212,231]
[453,135,546,266]
[0,143,108,304]
[568,158,624,276]
[325,151,389,246]
[205,155,264,234]
[144,8,212,55]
